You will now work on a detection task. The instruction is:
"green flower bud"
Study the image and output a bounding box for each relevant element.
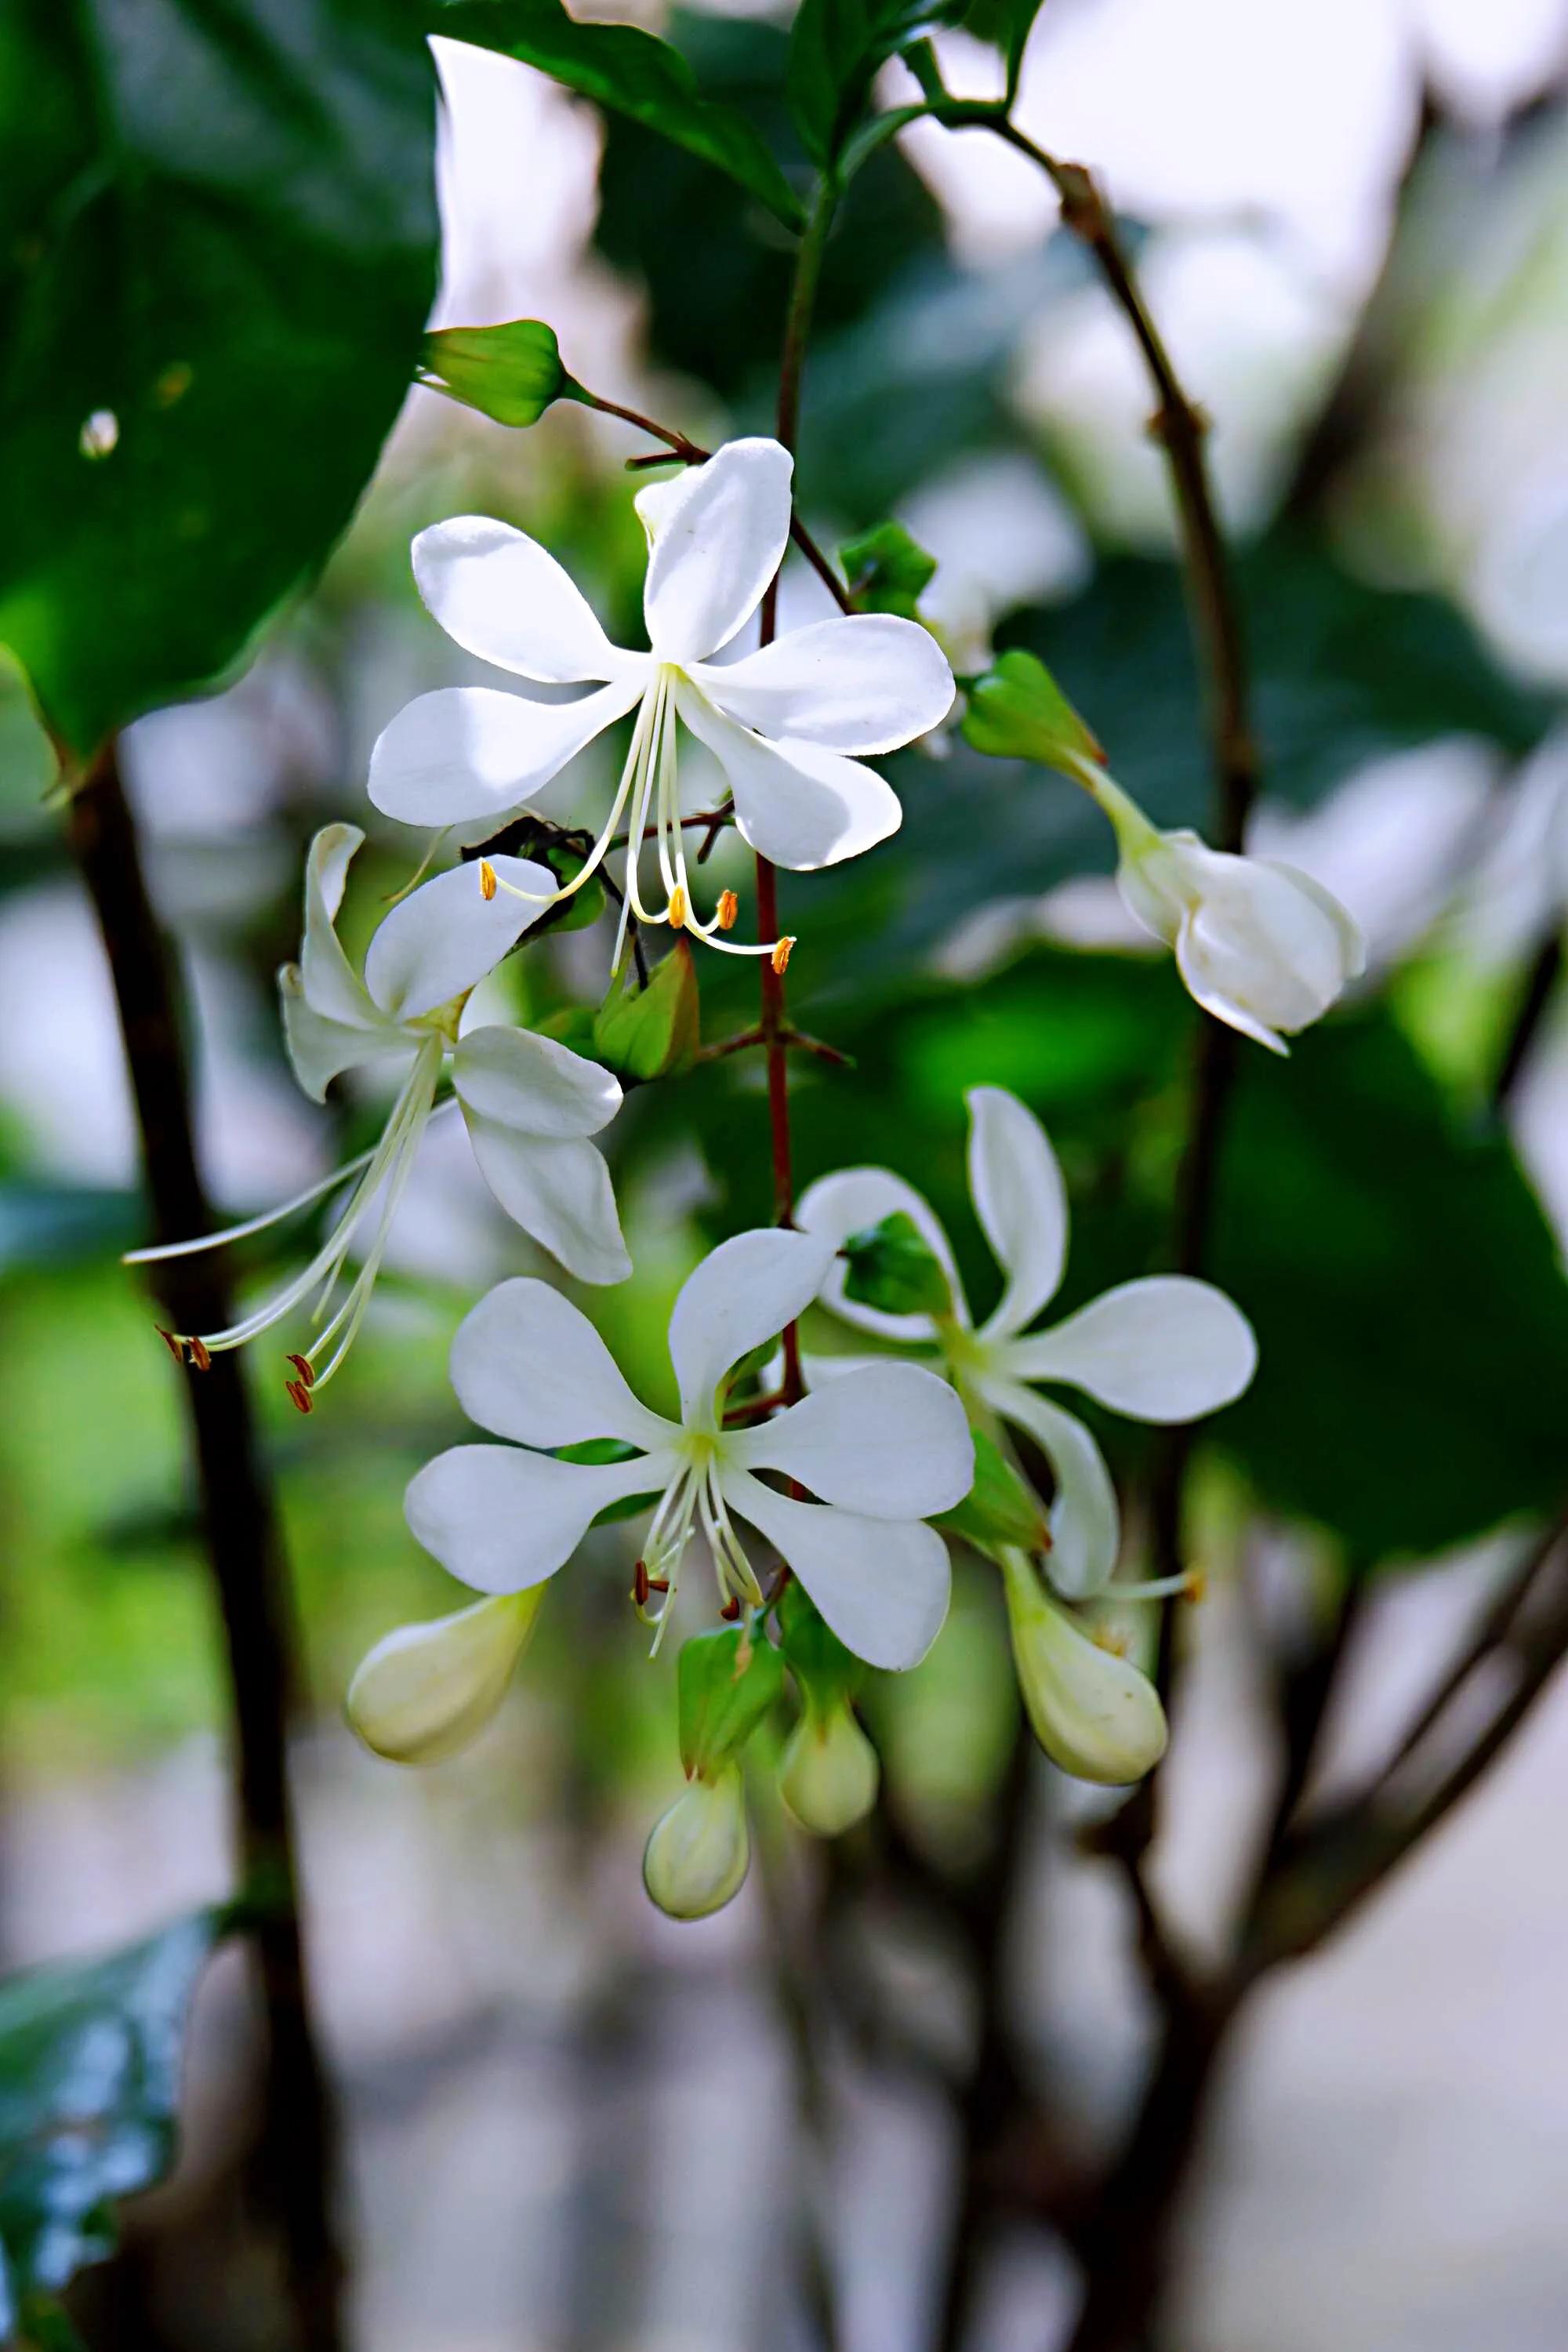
[840,1210,953,1319]
[417,319,575,428]
[643,1764,750,1919]
[779,1700,880,1836]
[1000,1550,1167,1786]
[346,1591,544,1765]
[593,937,699,1081]
[961,650,1103,779]
[839,521,937,619]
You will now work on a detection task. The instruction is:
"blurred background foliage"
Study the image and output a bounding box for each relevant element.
[4,0,1568,2345]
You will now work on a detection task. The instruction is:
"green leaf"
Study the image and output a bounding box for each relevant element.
[962,648,1104,775]
[787,0,964,168]
[960,0,1043,92]
[419,318,573,426]
[593,939,700,1081]
[841,1210,953,1317]
[0,0,440,760]
[0,1912,223,2321]
[934,1427,1049,1557]
[677,1625,786,1780]
[431,0,804,230]
[839,520,936,618]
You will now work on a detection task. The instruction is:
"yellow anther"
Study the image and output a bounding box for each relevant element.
[717,889,739,931]
[477,859,498,902]
[1090,1624,1130,1657]
[668,885,688,930]
[1184,1567,1207,1605]
[771,935,795,975]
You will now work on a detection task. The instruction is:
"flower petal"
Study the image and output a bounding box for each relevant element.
[982,1381,1120,1599]
[279,964,412,1103]
[720,1467,951,1670]
[968,1087,1069,1341]
[453,1023,622,1138]
[1258,858,1368,980]
[688,614,953,753]
[405,1443,666,1594]
[676,681,901,870]
[412,515,630,683]
[463,1120,632,1286]
[448,1276,673,1450]
[667,1228,836,1428]
[1004,1276,1258,1422]
[731,1362,973,1519]
[362,855,555,1022]
[1000,1552,1167,1786]
[795,1166,969,1340]
[368,680,641,829]
[1175,920,1293,1054]
[638,437,793,662]
[299,823,383,1029]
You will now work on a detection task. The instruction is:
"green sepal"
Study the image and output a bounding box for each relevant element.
[417,319,575,426]
[840,1210,953,1318]
[839,521,936,619]
[777,1579,862,1707]
[593,938,699,1080]
[933,1426,1049,1559]
[961,649,1104,778]
[677,1625,785,1781]
[536,1005,601,1057]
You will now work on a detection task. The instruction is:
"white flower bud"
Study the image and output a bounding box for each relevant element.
[346,1590,543,1765]
[642,1766,750,1919]
[1116,825,1363,1054]
[779,1702,880,1837]
[1000,1551,1167,1786]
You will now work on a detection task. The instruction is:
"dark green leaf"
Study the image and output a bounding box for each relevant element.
[960,0,1043,91]
[840,519,936,617]
[0,0,440,758]
[431,0,803,230]
[593,938,699,1081]
[419,318,572,426]
[677,1625,785,1778]
[841,1210,953,1317]
[0,1913,223,2319]
[786,0,964,167]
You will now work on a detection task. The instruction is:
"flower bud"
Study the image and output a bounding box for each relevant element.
[346,1590,544,1765]
[840,1210,953,1319]
[643,1763,750,1919]
[593,936,699,1080]
[960,650,1103,776]
[779,1700,880,1836]
[417,318,573,428]
[1000,1551,1167,1786]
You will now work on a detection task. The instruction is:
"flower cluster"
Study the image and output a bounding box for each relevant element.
[131,435,1288,1918]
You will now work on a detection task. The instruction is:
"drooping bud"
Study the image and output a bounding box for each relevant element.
[346,1590,545,1765]
[593,936,699,1080]
[416,319,576,429]
[840,1210,953,1319]
[779,1701,880,1836]
[961,650,1104,779]
[642,1765,750,1919]
[1000,1549,1167,1786]
[934,1427,1050,1559]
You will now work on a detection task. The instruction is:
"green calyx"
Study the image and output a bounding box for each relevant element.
[840,1210,953,1319]
[417,318,579,428]
[677,1624,785,1783]
[961,649,1104,779]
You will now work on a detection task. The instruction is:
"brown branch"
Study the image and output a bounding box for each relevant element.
[67,743,343,2351]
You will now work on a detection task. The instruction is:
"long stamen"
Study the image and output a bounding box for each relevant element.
[702,1472,764,1610]
[299,1049,441,1392]
[125,1146,383,1265]
[493,687,660,919]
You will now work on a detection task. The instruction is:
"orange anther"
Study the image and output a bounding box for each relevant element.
[477,859,498,902]
[667,885,687,930]
[717,889,738,931]
[771,936,795,975]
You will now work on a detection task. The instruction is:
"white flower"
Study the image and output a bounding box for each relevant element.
[1094,772,1364,1054]
[367,437,955,959]
[402,1229,976,1670]
[132,824,629,1398]
[797,1085,1258,1599]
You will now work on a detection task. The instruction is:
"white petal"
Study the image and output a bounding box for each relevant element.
[279,964,411,1103]
[638,437,793,662]
[299,823,382,1028]
[368,680,641,829]
[362,855,555,1021]
[405,1443,666,1594]
[967,1087,1068,1341]
[463,1120,632,1286]
[1175,921,1293,1054]
[720,1468,951,1670]
[412,515,630,682]
[795,1167,969,1341]
[1004,1276,1258,1422]
[983,1381,1120,1599]
[688,615,953,753]
[448,1276,673,1450]
[731,1362,973,1519]
[346,1591,544,1764]
[667,1228,835,1428]
[676,682,901,870]
[453,1023,622,1138]
[1000,1553,1167,1786]
[1258,859,1368,980]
